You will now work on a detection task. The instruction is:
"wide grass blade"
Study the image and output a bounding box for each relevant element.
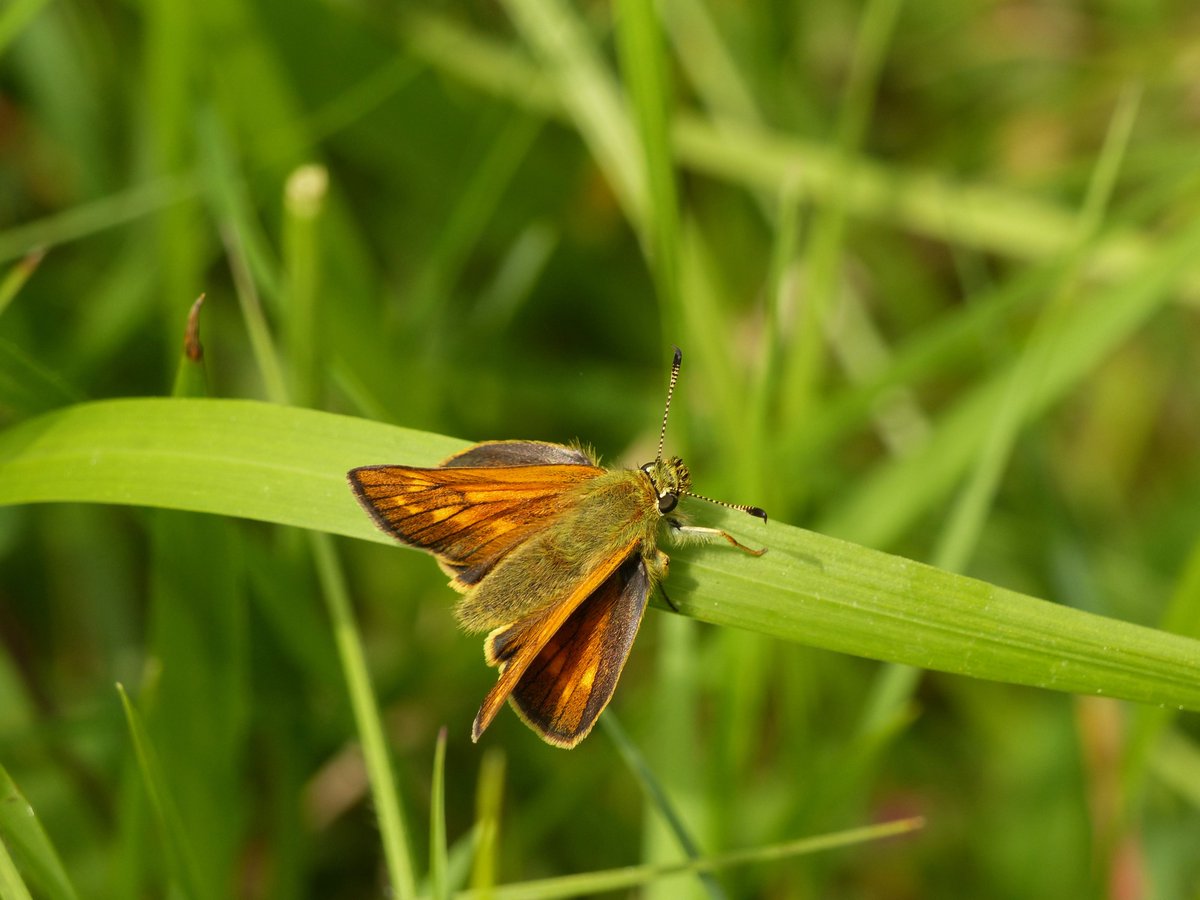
[2,398,1200,713]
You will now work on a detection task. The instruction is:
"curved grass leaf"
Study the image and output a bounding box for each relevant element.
[2,398,1200,712]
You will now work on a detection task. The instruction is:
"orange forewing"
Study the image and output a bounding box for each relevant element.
[348,447,603,589]
[471,536,641,744]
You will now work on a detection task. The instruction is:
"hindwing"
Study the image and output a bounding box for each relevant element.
[474,546,650,747]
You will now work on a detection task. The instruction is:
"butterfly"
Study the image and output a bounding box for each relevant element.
[347,349,765,748]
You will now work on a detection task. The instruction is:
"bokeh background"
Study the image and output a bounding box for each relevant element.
[2,0,1200,897]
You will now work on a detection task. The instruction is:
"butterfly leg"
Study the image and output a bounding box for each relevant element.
[666,519,766,556]
[657,584,679,613]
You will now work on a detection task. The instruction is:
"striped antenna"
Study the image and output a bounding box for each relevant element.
[656,347,683,463]
[683,490,768,521]
[658,347,767,522]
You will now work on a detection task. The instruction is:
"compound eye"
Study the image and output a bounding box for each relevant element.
[658,494,678,514]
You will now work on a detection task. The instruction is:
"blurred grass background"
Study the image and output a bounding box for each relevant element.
[2,0,1200,897]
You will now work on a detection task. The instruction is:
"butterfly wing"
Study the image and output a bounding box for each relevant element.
[473,546,650,748]
[348,442,603,590]
[443,441,595,468]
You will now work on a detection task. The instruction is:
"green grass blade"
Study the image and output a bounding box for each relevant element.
[820,208,1200,547]
[116,683,207,900]
[0,0,52,58]
[1123,537,1200,803]
[0,337,83,418]
[400,12,1200,294]
[196,108,284,305]
[501,0,646,228]
[640,611,706,900]
[144,504,247,893]
[283,165,328,408]
[855,85,1144,739]
[450,817,923,899]
[0,844,34,900]
[290,57,421,154]
[0,249,44,319]
[471,223,560,331]
[406,112,543,331]
[0,398,462,532]
[150,315,246,896]
[615,0,681,317]
[659,0,761,129]
[471,749,506,896]
[213,135,418,899]
[781,0,903,454]
[1150,729,1200,809]
[209,141,290,406]
[310,531,419,900]
[934,86,1140,575]
[610,15,711,898]
[0,176,199,264]
[430,728,450,900]
[794,260,1054,460]
[0,765,80,900]
[3,397,1200,713]
[669,509,1200,710]
[602,716,725,900]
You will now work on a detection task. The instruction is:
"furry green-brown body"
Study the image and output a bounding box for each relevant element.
[456,466,670,632]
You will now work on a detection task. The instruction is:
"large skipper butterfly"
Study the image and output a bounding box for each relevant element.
[348,349,765,748]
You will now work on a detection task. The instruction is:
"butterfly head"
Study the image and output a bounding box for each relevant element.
[641,456,692,515]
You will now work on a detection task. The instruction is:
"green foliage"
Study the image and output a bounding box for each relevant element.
[2,0,1200,897]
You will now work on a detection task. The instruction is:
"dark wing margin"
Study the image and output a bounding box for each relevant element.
[442,441,596,468]
[479,552,651,748]
[470,538,642,744]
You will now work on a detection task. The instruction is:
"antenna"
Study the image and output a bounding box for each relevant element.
[683,490,768,521]
[656,347,768,523]
[656,347,683,463]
